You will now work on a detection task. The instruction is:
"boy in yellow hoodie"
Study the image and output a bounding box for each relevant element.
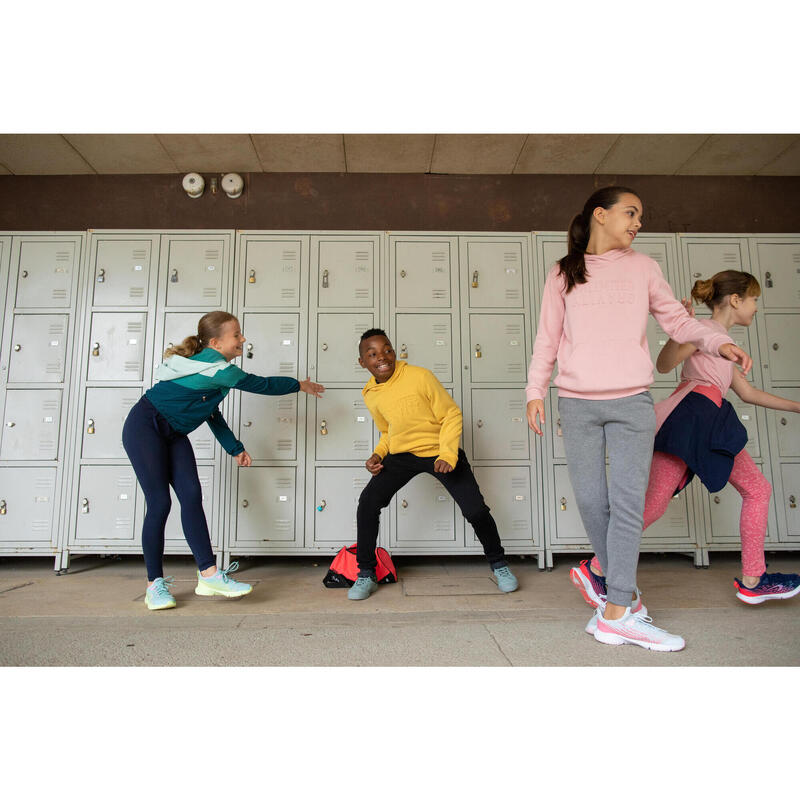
[348,329,519,600]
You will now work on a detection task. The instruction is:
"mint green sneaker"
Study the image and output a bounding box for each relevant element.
[145,576,177,610]
[348,575,378,600]
[195,562,252,598]
[493,565,519,593]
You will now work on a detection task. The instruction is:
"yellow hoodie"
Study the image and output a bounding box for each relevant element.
[362,360,462,468]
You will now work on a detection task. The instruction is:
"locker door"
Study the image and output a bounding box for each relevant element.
[470,467,534,544]
[540,240,566,273]
[165,239,224,306]
[768,389,800,457]
[74,466,138,543]
[392,473,459,547]
[781,465,800,538]
[466,241,524,308]
[763,316,800,382]
[468,315,527,382]
[239,393,297,460]
[394,314,453,383]
[471,389,528,460]
[164,466,215,544]
[244,239,302,307]
[552,465,588,545]
[317,240,374,307]
[642,493,693,544]
[15,240,75,308]
[161,312,200,357]
[87,313,147,381]
[92,239,152,306]
[1,389,61,460]
[752,242,800,311]
[314,390,374,461]
[312,467,368,544]
[8,315,68,383]
[0,468,56,544]
[82,388,141,459]
[645,318,678,383]
[728,394,760,459]
[684,240,749,276]
[707,480,779,544]
[235,467,296,543]
[316,314,373,383]
[241,313,299,377]
[394,240,451,307]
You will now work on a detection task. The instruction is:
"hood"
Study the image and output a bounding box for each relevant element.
[154,350,230,381]
[363,358,407,395]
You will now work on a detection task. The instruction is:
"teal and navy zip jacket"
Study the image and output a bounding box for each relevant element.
[145,348,299,456]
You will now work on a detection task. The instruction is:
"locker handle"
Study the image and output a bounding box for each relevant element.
[13,344,20,352]
[86,419,95,434]
[559,497,567,511]
[81,498,89,514]
[400,269,407,278]
[321,343,328,351]
[401,499,408,508]
[320,420,328,436]
[399,345,408,360]
[21,270,28,278]
[772,343,779,351]
[91,342,100,357]
[170,269,178,283]
[693,272,701,278]
[249,269,256,284]
[322,269,329,288]
[246,343,254,359]
[317,500,327,511]
[780,417,787,426]
[790,495,796,509]
[242,421,252,427]
[472,270,479,288]
[5,421,15,427]
[765,271,773,288]
[0,500,5,515]
[713,496,721,504]
[476,419,483,428]
[242,500,249,508]
[96,268,106,283]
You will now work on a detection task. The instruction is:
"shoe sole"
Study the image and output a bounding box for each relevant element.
[145,599,176,610]
[736,583,800,604]
[570,568,604,608]
[348,588,378,601]
[195,585,252,598]
[594,628,685,652]
[497,582,519,593]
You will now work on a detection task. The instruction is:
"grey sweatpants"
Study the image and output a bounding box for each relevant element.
[558,392,656,607]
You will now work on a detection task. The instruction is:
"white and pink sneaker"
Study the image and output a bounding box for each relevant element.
[593,607,685,652]
[584,591,647,635]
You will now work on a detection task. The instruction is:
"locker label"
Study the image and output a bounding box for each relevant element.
[435,340,445,346]
[35,496,50,503]
[515,495,524,501]
[50,340,59,346]
[741,414,750,420]
[43,417,53,423]
[282,339,292,346]
[207,265,216,271]
[509,340,519,346]
[134,265,143,271]
[119,494,128,500]
[278,496,288,502]
[128,339,138,345]
[356,416,366,422]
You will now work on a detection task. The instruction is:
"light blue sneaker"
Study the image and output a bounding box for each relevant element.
[493,565,519,593]
[195,561,252,598]
[348,575,378,600]
[145,576,177,610]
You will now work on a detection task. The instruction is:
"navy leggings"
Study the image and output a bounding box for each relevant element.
[122,396,216,580]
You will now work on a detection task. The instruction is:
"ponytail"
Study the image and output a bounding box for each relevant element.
[557,185,640,293]
[164,335,203,358]
[163,310,238,359]
[691,270,761,311]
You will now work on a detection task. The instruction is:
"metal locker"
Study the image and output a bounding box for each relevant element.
[540,240,566,273]
[552,465,588,545]
[768,389,800,457]
[468,314,527,382]
[314,389,374,461]
[763,316,800,382]
[74,466,138,542]
[316,314,373,383]
[465,241,524,308]
[391,473,459,547]
[1,389,61,460]
[317,240,374,307]
[394,240,452,308]
[165,239,224,306]
[470,466,534,544]
[239,392,297,460]
[394,314,453,383]
[683,240,749,277]
[92,239,152,306]
[752,242,800,310]
[549,389,566,461]
[312,467,368,544]
[87,313,147,381]
[642,493,693,544]
[82,388,141,459]
[235,467,296,543]
[780,464,800,538]
[728,394,760,459]
[0,468,57,544]
[15,240,76,308]
[164,466,215,543]
[241,313,299,377]
[244,239,302,307]
[706,477,779,545]
[8,314,68,383]
[646,318,678,383]
[471,389,528,460]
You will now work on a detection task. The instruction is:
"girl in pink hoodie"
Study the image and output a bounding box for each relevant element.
[526,186,752,651]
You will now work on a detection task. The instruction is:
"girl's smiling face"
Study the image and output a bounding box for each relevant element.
[210,319,246,361]
[594,192,643,250]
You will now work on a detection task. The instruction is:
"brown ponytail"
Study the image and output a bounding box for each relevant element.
[163,311,238,358]
[558,185,640,293]
[691,270,761,311]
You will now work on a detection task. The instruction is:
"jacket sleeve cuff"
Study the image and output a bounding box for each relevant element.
[438,451,458,468]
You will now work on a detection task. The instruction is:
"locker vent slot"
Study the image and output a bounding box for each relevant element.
[792,252,800,263]
[52,289,68,301]
[45,363,63,374]
[504,251,519,262]
[511,478,527,489]
[48,322,66,335]
[508,400,524,410]
[279,362,295,374]
[512,520,529,531]
[273,520,292,533]
[280,324,296,335]
[122,397,139,408]
[42,400,59,412]
[432,324,449,335]
[124,362,141,373]
[277,398,295,410]
[34,477,55,490]
[353,479,368,490]
[509,442,526,451]
[127,322,143,333]
[431,289,447,300]
[505,323,522,335]
[276,478,293,489]
[353,440,369,451]
[433,522,451,532]
[204,249,220,260]
[354,289,370,300]
[55,251,71,262]
[38,437,57,453]
[129,288,145,299]
[432,251,447,262]
[282,251,297,260]
[280,289,296,300]
[31,520,51,533]
[132,249,148,259]
[277,440,293,451]
[433,362,450,373]
[202,288,218,298]
[722,252,739,264]
[507,364,524,374]
[115,517,132,531]
[354,251,370,261]
[505,290,520,301]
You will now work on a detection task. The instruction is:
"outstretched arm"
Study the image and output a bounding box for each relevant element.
[731,369,800,412]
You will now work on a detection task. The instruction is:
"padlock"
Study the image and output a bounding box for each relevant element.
[13,344,20,352]
[317,499,327,512]
[790,495,797,510]
[713,496,721,504]
[474,344,482,359]
[401,499,408,508]
[0,499,6,515]
[472,270,479,288]
[21,270,28,278]
[170,269,178,283]
[86,418,95,435]
[242,500,249,508]
[81,498,89,514]
[322,269,329,288]
[320,420,328,436]
[773,342,779,350]
[477,419,483,428]
[399,344,408,360]
[97,268,105,283]
[400,269,406,278]
[765,271,773,288]
[781,417,787,426]
[91,342,100,357]
[560,497,567,511]
[246,343,254,359]
[249,269,256,284]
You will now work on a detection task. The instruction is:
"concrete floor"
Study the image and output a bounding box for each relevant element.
[1,551,798,666]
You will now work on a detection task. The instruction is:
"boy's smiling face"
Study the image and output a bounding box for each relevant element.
[359,334,397,383]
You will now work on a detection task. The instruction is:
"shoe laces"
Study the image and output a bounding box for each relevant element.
[217,562,241,583]
[495,566,512,578]
[150,576,174,598]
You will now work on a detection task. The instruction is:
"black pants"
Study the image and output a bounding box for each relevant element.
[356,449,506,575]
[122,396,216,580]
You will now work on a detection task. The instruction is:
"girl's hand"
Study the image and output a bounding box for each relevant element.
[526,399,546,436]
[365,454,384,474]
[433,459,453,473]
[235,450,252,467]
[681,297,695,317]
[299,377,325,397]
[718,343,752,377]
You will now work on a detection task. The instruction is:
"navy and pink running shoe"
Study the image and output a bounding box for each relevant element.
[570,559,608,608]
[734,572,800,605]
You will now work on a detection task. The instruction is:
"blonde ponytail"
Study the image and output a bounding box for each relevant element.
[164,335,203,358]
[162,311,238,359]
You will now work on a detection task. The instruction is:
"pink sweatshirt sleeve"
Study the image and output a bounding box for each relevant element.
[526,266,565,402]
[647,263,734,356]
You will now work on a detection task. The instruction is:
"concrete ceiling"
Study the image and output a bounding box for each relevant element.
[0,134,797,176]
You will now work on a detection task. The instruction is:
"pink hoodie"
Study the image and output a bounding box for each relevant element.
[526,249,734,402]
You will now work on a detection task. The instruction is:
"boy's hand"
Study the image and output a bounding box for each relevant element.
[235,450,252,467]
[365,454,384,474]
[299,377,325,397]
[680,297,695,317]
[434,459,453,473]
[526,399,546,435]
